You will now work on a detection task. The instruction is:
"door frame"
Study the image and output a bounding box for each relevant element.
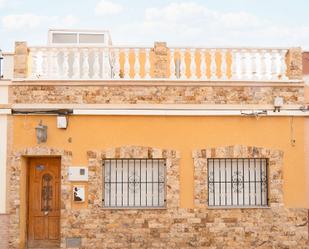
[20,156,62,249]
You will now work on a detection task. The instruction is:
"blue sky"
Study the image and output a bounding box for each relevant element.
[1,0,309,51]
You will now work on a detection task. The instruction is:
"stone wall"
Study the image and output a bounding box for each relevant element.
[0,214,9,249]
[10,85,304,105]
[8,145,309,248]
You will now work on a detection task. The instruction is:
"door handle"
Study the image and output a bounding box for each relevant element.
[44,211,49,216]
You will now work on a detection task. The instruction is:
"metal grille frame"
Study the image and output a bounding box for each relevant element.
[207,158,269,208]
[102,158,167,209]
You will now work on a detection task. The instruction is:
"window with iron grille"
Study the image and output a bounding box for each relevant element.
[103,159,166,208]
[207,158,268,207]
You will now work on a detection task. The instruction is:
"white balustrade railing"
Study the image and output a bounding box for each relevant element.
[28,46,289,81]
[169,47,289,81]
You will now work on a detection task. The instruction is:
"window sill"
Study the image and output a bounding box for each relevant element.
[101,206,167,210]
[207,205,270,210]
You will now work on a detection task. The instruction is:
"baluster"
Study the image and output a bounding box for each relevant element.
[72,49,80,78]
[210,49,217,80]
[124,49,130,79]
[190,49,197,79]
[51,48,59,78]
[240,49,247,80]
[102,48,111,79]
[280,50,288,80]
[145,48,151,79]
[270,49,278,80]
[93,49,100,78]
[169,48,176,79]
[81,49,89,79]
[251,50,257,80]
[221,49,227,80]
[113,48,120,79]
[134,49,141,79]
[30,49,38,78]
[41,48,48,78]
[231,49,238,80]
[62,49,69,78]
[180,49,187,79]
[200,49,207,80]
[260,50,267,80]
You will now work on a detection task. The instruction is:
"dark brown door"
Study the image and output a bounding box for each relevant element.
[28,157,61,248]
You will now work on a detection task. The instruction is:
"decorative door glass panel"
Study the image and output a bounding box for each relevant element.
[41,173,53,211]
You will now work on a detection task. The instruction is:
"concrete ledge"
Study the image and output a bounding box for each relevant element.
[9,79,305,87]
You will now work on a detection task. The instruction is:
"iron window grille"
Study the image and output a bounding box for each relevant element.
[103,159,166,208]
[207,158,268,207]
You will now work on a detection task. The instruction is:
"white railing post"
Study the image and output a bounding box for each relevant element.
[260,49,267,80]
[145,48,151,79]
[81,49,89,79]
[93,49,100,79]
[72,49,80,79]
[221,49,227,80]
[270,49,278,80]
[41,48,48,78]
[113,48,120,79]
[190,49,197,79]
[102,47,111,79]
[231,49,238,80]
[200,49,207,80]
[240,49,247,80]
[62,49,69,78]
[169,48,176,79]
[51,48,59,78]
[134,49,141,79]
[251,50,257,80]
[280,50,288,80]
[124,49,130,79]
[210,49,217,80]
[180,49,186,79]
[30,49,38,78]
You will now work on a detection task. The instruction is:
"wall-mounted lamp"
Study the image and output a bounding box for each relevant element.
[35,120,47,144]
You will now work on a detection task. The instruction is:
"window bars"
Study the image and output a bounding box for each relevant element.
[103,159,166,208]
[207,158,268,207]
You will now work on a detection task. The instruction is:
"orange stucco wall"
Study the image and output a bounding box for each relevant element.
[305,85,309,207]
[12,115,307,208]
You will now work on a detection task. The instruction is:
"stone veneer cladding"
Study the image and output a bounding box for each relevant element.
[0,214,9,248]
[8,145,309,248]
[10,85,304,105]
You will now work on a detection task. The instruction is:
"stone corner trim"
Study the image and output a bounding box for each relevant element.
[193,145,284,208]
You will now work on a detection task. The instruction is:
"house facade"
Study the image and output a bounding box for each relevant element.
[0,30,309,248]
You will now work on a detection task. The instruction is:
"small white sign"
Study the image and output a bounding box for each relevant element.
[57,116,68,129]
[68,167,88,181]
[73,185,85,203]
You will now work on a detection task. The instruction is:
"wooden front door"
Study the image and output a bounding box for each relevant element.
[28,157,61,248]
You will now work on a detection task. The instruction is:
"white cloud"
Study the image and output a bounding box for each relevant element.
[1,13,79,31]
[62,14,79,27]
[0,0,6,8]
[95,0,123,15]
[2,14,47,30]
[134,2,309,48]
[144,2,264,34]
